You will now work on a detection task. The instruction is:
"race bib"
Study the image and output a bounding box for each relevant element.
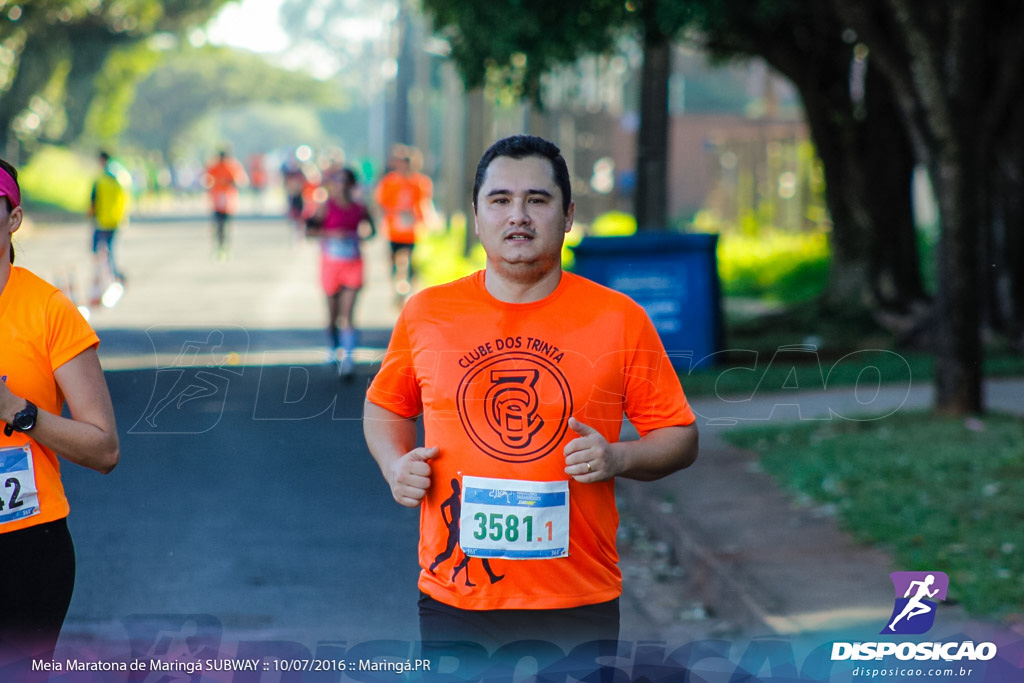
[324,236,359,260]
[398,210,416,229]
[459,476,569,559]
[0,445,40,525]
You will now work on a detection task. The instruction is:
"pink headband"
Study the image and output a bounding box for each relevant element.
[0,167,20,208]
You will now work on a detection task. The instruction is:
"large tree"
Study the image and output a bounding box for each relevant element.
[832,0,1024,414]
[693,1,925,316]
[0,0,231,158]
[124,45,344,164]
[421,0,1024,414]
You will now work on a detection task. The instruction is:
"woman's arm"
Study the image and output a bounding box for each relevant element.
[0,346,120,474]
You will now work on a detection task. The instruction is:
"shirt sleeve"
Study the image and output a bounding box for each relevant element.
[46,289,100,371]
[622,310,695,436]
[365,311,423,418]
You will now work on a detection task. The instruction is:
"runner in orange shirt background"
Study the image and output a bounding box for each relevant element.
[372,144,434,304]
[204,149,248,261]
[363,135,699,656]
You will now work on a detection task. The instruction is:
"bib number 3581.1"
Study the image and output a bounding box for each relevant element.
[0,445,40,525]
[459,476,569,559]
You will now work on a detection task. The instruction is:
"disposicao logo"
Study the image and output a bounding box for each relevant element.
[831,570,998,663]
[882,571,949,635]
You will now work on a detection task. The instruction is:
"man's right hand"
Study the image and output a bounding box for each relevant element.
[388,446,439,507]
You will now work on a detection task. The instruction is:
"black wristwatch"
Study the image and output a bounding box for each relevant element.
[4,400,37,437]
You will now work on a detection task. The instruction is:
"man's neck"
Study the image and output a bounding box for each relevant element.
[483,265,562,304]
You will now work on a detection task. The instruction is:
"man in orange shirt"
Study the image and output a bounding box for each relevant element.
[363,136,699,655]
[204,149,248,260]
[373,145,433,303]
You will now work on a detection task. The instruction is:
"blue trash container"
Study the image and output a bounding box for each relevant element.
[570,232,723,369]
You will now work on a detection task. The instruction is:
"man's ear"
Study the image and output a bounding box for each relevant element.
[564,202,575,233]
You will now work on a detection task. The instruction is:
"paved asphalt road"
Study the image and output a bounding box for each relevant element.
[17,213,432,660]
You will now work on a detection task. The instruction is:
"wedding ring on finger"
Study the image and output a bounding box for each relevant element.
[586,461,593,473]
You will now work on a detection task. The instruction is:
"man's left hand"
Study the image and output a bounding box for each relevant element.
[563,417,619,482]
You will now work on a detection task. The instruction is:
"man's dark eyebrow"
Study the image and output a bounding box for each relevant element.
[484,188,554,198]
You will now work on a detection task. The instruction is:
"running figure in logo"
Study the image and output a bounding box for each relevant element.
[429,479,504,587]
[888,573,940,631]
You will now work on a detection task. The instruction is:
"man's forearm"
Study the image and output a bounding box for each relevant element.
[363,399,418,475]
[615,423,698,481]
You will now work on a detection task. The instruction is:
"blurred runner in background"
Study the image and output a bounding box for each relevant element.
[87,150,130,307]
[306,167,375,378]
[373,145,435,305]
[246,151,268,212]
[204,149,248,261]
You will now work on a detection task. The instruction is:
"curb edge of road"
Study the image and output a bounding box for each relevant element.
[619,477,777,636]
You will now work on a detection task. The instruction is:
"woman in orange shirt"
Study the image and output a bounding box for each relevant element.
[0,159,120,663]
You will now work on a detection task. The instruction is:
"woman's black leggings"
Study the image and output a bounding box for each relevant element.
[0,518,76,660]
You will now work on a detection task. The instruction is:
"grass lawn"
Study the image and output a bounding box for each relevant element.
[724,411,1024,620]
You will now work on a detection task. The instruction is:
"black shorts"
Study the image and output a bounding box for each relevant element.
[418,592,619,653]
[390,241,415,256]
[0,518,76,660]
[92,227,118,253]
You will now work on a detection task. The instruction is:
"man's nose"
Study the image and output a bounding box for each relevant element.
[509,199,531,224]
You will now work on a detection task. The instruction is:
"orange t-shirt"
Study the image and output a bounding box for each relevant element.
[0,267,99,533]
[205,158,247,214]
[365,270,695,610]
[373,171,431,244]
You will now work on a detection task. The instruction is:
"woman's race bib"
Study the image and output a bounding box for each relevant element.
[324,236,359,260]
[0,445,40,525]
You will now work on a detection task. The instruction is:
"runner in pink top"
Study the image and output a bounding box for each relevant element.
[305,167,376,377]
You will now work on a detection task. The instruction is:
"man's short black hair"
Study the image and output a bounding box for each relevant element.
[473,135,572,213]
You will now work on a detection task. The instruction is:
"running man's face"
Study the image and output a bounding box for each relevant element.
[473,155,574,285]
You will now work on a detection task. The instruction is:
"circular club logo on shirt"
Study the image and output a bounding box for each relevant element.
[457,352,573,463]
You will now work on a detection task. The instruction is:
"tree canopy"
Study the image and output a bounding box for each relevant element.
[123,44,345,163]
[0,0,232,158]
[418,0,1024,415]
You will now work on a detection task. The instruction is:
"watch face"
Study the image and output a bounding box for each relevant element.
[13,402,36,431]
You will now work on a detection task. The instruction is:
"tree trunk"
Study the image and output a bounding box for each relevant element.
[832,0,1001,415]
[703,2,923,316]
[860,68,925,310]
[391,0,415,147]
[931,149,984,413]
[634,18,670,231]
[61,26,119,145]
[986,101,1024,342]
[462,87,488,255]
[0,29,68,158]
